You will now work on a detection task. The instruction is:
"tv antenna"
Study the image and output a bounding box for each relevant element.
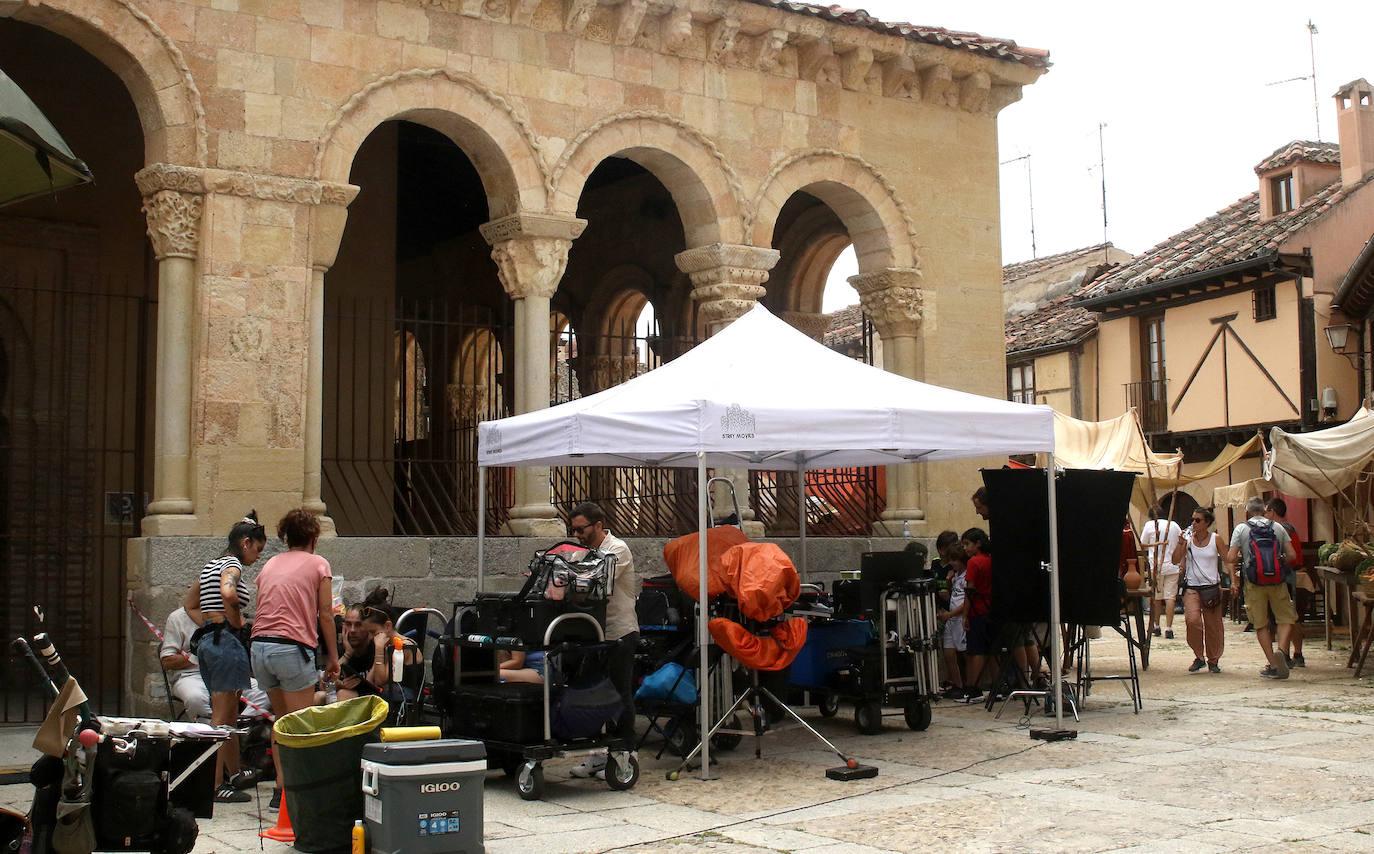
[1000,153,1036,259]
[1098,123,1108,252]
[1265,20,1321,140]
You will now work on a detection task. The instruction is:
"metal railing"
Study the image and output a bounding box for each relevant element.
[1125,379,1169,434]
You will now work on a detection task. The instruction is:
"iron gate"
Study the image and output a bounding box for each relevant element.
[0,278,149,722]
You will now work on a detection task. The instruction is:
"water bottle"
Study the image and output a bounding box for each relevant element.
[324,680,338,704]
[902,519,911,538]
[391,636,404,683]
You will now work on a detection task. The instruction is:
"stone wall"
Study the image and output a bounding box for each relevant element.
[125,532,930,716]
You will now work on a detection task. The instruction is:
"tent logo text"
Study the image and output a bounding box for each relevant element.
[721,404,755,439]
[484,428,503,455]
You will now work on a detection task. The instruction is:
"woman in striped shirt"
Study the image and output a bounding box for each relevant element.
[183,512,266,803]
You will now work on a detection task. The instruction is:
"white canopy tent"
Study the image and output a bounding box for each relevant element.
[475,304,1063,774]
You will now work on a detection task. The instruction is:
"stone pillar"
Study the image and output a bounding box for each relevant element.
[480,212,587,536]
[304,183,360,535]
[136,164,205,535]
[850,267,926,535]
[675,243,780,536]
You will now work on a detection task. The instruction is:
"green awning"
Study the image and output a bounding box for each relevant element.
[0,66,93,208]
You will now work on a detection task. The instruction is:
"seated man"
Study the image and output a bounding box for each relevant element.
[161,606,271,721]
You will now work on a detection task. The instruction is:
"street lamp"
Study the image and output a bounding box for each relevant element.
[1323,322,1368,367]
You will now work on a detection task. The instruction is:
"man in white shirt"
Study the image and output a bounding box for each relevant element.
[567,502,639,780]
[161,606,272,721]
[1140,505,1182,639]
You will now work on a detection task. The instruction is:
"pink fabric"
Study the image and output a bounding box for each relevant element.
[251,550,331,647]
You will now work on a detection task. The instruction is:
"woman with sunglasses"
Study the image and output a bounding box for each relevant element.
[1171,507,1230,673]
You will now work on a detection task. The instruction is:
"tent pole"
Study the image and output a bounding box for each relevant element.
[477,465,487,593]
[697,451,711,780]
[798,460,808,582]
[1047,453,1064,731]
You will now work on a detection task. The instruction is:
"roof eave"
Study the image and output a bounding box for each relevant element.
[1075,252,1282,311]
[1332,233,1374,317]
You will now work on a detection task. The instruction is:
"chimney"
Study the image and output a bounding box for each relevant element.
[1336,78,1374,187]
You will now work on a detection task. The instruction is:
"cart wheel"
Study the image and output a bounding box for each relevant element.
[904,699,932,732]
[855,701,883,735]
[516,761,544,801]
[711,714,743,752]
[499,752,523,778]
[817,694,840,718]
[604,752,640,791]
[665,721,697,757]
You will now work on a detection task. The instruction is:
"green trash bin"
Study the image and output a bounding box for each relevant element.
[275,695,389,854]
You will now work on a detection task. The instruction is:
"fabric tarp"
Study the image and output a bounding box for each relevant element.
[1268,407,1374,499]
[478,304,1055,470]
[1213,478,1269,509]
[0,67,93,208]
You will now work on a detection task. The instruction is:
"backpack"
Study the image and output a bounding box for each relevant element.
[1245,520,1284,585]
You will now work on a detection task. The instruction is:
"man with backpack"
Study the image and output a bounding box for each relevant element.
[1226,497,1299,679]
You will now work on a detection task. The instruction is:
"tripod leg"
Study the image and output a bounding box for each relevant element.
[754,687,854,765]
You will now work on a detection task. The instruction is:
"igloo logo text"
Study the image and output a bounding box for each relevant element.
[720,404,756,439]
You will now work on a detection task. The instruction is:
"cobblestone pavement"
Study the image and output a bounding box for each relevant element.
[4,619,1373,852]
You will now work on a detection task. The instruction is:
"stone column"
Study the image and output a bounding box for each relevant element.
[850,267,926,535]
[136,164,205,535]
[304,182,360,535]
[675,243,780,536]
[480,212,587,536]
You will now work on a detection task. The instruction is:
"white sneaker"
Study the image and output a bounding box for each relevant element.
[569,755,606,778]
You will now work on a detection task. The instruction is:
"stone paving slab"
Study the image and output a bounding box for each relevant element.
[2,621,1373,852]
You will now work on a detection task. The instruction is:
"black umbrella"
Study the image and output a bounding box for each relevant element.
[0,66,93,208]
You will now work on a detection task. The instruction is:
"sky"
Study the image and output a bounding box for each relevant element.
[822,0,1374,312]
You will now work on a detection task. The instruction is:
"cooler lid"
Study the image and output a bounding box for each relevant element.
[361,738,486,765]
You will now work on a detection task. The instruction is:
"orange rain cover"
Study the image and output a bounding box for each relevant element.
[720,542,799,621]
[663,526,749,602]
[709,618,808,671]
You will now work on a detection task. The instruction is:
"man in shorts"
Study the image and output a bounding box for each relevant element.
[1227,497,1298,679]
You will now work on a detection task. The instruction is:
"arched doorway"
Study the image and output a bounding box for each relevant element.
[0,20,152,719]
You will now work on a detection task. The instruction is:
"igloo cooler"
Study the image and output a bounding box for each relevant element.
[361,738,487,854]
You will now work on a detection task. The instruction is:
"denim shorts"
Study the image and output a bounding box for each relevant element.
[197,628,251,693]
[251,640,319,693]
[525,651,546,678]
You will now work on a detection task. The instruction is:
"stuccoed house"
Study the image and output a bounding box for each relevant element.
[0,0,1047,717]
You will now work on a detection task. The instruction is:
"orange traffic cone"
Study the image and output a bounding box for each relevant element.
[260,791,295,843]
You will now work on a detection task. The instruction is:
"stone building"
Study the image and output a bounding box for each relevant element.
[0,0,1046,714]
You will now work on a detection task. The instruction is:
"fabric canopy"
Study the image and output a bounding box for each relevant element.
[1268,407,1374,499]
[0,67,93,208]
[478,303,1055,468]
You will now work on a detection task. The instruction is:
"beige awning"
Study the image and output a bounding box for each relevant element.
[1212,477,1268,510]
[1268,407,1374,499]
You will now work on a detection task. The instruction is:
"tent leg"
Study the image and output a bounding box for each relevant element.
[798,461,808,582]
[1045,453,1071,736]
[477,465,487,593]
[697,452,712,780]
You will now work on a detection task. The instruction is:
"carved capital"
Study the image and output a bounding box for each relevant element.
[484,218,584,300]
[459,0,484,16]
[849,267,923,339]
[757,28,788,71]
[565,0,596,34]
[661,4,692,53]
[311,183,360,272]
[837,44,873,91]
[479,212,587,245]
[706,17,739,64]
[783,310,831,342]
[581,352,640,394]
[674,242,779,285]
[138,163,206,256]
[615,0,649,45]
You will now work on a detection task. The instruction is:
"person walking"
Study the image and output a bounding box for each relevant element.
[1172,507,1232,673]
[251,509,340,809]
[1227,496,1299,680]
[1267,497,1307,668]
[1140,505,1182,639]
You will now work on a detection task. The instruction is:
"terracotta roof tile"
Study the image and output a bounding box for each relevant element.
[1253,139,1339,175]
[1079,168,1374,305]
[1006,263,1119,356]
[823,303,866,347]
[1003,242,1115,286]
[741,1,1050,68]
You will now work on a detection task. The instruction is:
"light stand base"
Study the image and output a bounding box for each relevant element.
[826,764,879,781]
[1030,728,1078,742]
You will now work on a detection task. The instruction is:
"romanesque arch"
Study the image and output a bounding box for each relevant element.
[313,68,547,218]
[8,0,206,165]
[751,150,918,272]
[552,112,747,248]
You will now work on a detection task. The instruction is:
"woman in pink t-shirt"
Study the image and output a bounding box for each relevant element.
[251,509,339,808]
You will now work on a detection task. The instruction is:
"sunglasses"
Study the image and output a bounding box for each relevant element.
[570,523,594,535]
[349,605,389,622]
[1191,517,1206,524]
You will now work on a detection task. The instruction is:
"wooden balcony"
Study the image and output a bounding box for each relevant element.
[1125,379,1169,434]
